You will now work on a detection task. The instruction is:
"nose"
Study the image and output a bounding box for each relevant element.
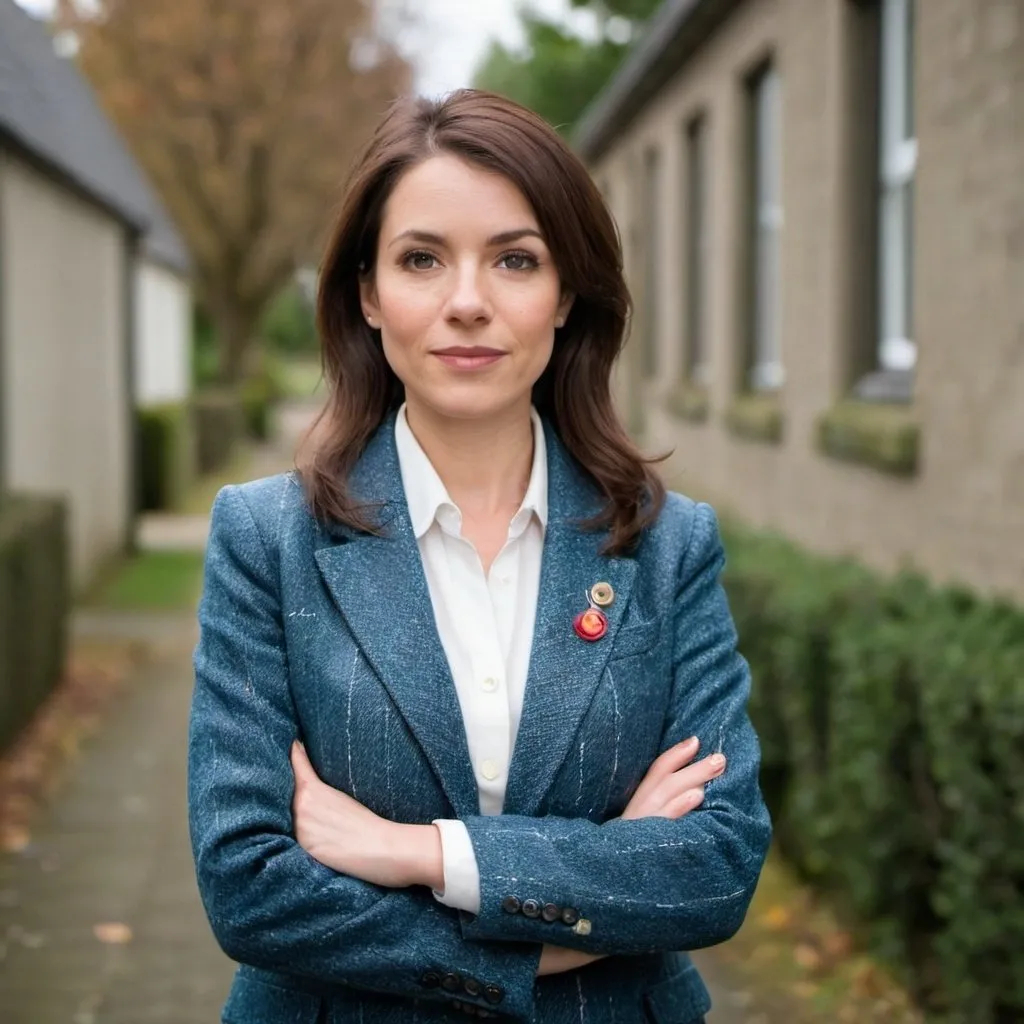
[443,260,492,326]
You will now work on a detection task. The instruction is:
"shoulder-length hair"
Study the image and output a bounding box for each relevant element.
[298,88,665,555]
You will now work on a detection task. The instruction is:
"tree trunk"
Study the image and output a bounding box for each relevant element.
[210,299,258,386]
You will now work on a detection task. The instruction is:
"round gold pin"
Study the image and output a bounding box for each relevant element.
[590,581,614,608]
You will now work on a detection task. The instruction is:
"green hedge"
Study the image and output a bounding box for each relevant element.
[192,389,244,475]
[721,523,1024,1023]
[137,402,195,512]
[0,495,69,753]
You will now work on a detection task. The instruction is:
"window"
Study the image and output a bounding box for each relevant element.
[878,0,916,372]
[684,115,710,385]
[748,63,783,391]
[641,148,661,380]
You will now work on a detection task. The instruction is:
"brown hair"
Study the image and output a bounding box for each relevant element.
[298,89,665,555]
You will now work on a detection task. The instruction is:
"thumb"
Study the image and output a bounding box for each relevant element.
[290,739,314,777]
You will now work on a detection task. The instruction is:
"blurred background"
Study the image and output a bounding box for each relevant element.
[0,1,1020,1022]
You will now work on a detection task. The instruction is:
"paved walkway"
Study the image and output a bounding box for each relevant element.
[0,616,234,1023]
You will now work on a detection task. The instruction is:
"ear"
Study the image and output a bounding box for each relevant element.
[555,291,576,328]
[359,274,382,329]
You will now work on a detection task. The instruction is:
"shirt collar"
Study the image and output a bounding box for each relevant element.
[394,404,548,540]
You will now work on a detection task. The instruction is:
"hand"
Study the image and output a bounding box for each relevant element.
[620,737,725,820]
[290,741,444,890]
[537,945,606,976]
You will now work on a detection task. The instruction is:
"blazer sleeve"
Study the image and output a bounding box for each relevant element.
[188,485,541,1021]
[458,502,772,956]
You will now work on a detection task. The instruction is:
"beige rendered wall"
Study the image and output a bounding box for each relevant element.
[1,151,131,589]
[592,0,1024,602]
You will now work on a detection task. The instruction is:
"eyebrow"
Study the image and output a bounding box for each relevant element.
[388,228,545,249]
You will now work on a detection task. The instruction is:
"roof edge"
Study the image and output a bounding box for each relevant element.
[574,0,741,162]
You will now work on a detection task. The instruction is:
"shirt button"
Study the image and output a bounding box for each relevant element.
[481,759,500,781]
[481,676,499,692]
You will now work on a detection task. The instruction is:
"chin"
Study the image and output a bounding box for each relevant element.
[408,383,530,424]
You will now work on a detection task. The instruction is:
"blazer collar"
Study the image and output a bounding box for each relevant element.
[314,412,638,817]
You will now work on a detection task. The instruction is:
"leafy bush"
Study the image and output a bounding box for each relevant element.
[721,523,1024,1023]
[260,283,318,356]
[192,389,244,475]
[0,495,69,753]
[137,402,195,512]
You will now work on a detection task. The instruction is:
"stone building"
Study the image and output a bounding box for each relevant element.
[578,0,1024,601]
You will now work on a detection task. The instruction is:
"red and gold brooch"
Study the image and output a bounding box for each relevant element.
[573,582,615,642]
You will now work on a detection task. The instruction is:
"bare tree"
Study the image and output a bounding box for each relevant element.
[64,0,410,382]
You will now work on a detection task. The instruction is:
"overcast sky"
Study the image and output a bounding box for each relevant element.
[392,0,573,97]
[14,0,576,98]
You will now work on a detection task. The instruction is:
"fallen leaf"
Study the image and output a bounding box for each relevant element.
[794,942,823,971]
[760,903,792,931]
[93,922,133,945]
[0,827,30,853]
[823,929,854,959]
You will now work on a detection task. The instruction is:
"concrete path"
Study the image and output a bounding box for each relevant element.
[0,616,235,1024]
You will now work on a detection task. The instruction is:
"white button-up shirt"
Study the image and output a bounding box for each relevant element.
[394,404,547,915]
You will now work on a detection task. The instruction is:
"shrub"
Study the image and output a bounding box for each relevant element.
[721,522,1024,1023]
[137,402,195,512]
[0,495,69,753]
[260,282,318,356]
[192,389,243,475]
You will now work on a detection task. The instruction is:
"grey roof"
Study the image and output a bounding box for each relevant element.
[574,0,743,163]
[0,0,190,274]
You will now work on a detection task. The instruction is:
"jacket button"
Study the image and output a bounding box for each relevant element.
[484,984,504,1005]
[442,972,462,992]
[500,895,522,915]
[521,899,541,918]
[464,977,482,996]
[421,970,441,989]
[541,902,561,923]
[561,907,580,926]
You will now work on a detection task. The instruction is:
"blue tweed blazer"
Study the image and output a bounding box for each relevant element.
[188,413,771,1024]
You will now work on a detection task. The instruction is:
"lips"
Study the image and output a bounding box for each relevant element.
[433,346,504,357]
[432,346,506,369]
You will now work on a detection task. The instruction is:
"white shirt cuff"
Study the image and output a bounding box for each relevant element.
[430,819,481,915]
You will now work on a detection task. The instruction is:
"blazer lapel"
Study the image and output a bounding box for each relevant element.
[503,427,638,816]
[313,418,480,818]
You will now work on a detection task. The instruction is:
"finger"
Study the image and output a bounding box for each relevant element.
[646,737,701,782]
[290,740,315,780]
[671,752,726,787]
[660,787,705,819]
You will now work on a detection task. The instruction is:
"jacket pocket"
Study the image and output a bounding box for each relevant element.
[222,968,325,1024]
[641,961,712,1024]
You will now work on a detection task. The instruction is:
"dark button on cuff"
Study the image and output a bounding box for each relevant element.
[484,984,504,1005]
[421,970,441,989]
[521,898,541,918]
[500,895,522,915]
[541,902,561,922]
[464,977,482,997]
[442,972,462,992]
[561,907,580,926]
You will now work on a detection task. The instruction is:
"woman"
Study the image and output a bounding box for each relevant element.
[189,89,771,1024]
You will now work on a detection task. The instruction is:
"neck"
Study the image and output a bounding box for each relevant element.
[403,399,535,519]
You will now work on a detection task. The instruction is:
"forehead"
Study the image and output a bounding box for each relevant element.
[381,154,540,235]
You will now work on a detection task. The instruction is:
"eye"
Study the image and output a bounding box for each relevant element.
[498,251,539,272]
[402,250,439,271]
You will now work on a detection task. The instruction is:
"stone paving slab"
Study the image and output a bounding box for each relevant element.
[0,621,235,1024]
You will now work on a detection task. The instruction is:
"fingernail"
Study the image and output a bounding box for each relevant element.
[683,736,699,751]
[709,754,726,770]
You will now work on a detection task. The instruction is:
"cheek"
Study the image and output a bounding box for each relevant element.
[375,271,439,339]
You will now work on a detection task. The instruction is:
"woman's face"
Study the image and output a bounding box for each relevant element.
[360,153,573,424]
